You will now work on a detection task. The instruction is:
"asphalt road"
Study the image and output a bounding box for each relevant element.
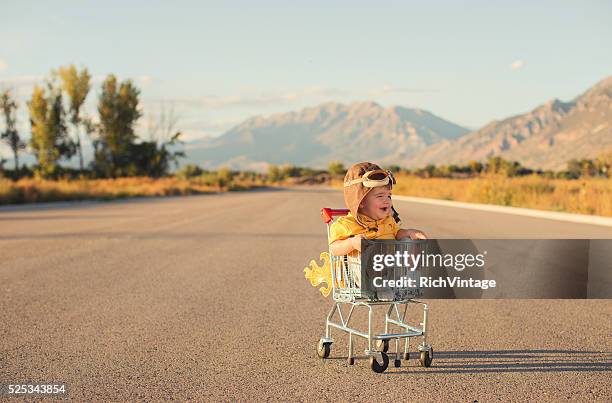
[1,188,611,401]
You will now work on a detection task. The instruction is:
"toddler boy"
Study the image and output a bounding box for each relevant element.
[329,161,426,257]
[328,162,427,289]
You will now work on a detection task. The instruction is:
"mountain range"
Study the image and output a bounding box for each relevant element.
[185,76,612,171]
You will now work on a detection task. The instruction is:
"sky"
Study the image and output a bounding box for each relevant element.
[1,0,611,160]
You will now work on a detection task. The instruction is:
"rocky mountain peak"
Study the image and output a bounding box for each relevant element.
[575,76,612,110]
[184,76,611,172]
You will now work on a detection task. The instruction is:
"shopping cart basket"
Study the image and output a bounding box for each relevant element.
[316,208,433,373]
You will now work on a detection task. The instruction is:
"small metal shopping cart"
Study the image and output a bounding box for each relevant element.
[316,208,433,373]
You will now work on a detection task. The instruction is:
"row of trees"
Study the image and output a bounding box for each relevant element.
[406,156,610,179]
[175,164,267,189]
[176,163,323,185]
[324,155,612,180]
[1,65,184,179]
[145,155,612,186]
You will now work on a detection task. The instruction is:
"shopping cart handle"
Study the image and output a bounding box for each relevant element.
[321,208,350,223]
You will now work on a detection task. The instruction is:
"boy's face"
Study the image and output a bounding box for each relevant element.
[359,186,393,221]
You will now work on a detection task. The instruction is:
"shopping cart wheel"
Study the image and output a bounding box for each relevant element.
[394,359,401,368]
[348,357,355,365]
[419,348,433,367]
[370,352,389,373]
[403,352,410,360]
[376,339,389,352]
[317,340,332,359]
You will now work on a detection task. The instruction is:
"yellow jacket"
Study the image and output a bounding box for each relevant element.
[305,212,401,297]
[329,212,401,245]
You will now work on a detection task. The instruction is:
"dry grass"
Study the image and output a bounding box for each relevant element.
[3,174,611,217]
[0,176,264,205]
[333,174,612,217]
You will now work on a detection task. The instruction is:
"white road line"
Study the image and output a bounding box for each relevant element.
[392,195,612,228]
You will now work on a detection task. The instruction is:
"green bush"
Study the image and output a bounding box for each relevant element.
[267,164,284,182]
[328,161,345,176]
[176,164,204,179]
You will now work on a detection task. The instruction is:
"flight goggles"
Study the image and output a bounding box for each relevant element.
[343,169,396,188]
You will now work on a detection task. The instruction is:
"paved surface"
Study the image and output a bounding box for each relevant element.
[1,188,611,401]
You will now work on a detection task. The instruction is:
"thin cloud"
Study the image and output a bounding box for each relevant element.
[90,74,153,86]
[158,86,348,109]
[0,73,155,95]
[0,75,44,88]
[368,84,436,97]
[510,60,525,71]
[137,75,153,87]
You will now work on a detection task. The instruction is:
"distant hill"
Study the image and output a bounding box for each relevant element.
[6,78,608,173]
[185,77,612,171]
[184,101,469,170]
[408,76,612,170]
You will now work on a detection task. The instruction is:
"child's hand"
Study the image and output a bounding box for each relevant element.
[397,229,428,240]
[351,234,366,252]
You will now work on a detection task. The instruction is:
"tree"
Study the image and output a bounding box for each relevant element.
[128,132,185,177]
[328,161,345,176]
[422,164,436,178]
[146,102,178,144]
[565,159,582,179]
[96,75,142,177]
[58,65,91,171]
[176,164,204,179]
[486,156,520,177]
[468,160,483,175]
[267,164,283,182]
[580,159,597,177]
[594,152,611,178]
[280,164,301,178]
[28,83,74,178]
[140,102,185,177]
[0,89,25,172]
[216,167,232,188]
[82,116,99,157]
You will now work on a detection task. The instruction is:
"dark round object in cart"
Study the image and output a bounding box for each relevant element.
[419,348,433,367]
[348,357,355,365]
[370,352,389,373]
[394,359,401,368]
[317,341,331,359]
[376,339,389,352]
